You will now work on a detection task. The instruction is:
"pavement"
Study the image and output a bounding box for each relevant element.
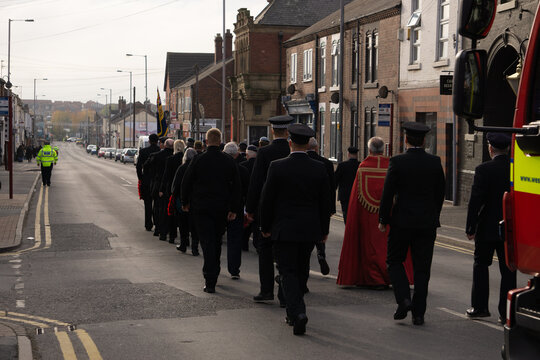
[0,160,40,360]
[0,155,472,360]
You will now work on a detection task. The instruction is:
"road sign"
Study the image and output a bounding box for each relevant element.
[0,97,9,116]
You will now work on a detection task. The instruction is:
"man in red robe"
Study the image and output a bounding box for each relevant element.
[337,137,413,287]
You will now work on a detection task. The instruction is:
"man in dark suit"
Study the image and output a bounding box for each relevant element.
[246,115,293,302]
[136,134,160,232]
[379,122,445,326]
[307,137,335,276]
[465,132,516,322]
[181,128,241,293]
[240,145,258,251]
[144,138,174,241]
[260,124,331,335]
[335,146,360,224]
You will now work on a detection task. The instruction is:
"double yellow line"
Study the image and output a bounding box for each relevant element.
[0,311,102,359]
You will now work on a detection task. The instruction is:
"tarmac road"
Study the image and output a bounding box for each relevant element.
[0,142,529,359]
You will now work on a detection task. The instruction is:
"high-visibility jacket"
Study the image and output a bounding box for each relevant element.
[36,145,58,167]
[54,146,59,155]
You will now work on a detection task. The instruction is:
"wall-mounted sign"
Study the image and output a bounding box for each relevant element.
[0,97,9,116]
[378,103,392,127]
[440,75,453,95]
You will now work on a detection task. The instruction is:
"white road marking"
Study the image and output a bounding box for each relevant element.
[120,176,132,185]
[438,307,503,331]
[14,283,24,290]
[10,265,21,269]
[16,300,25,308]
[9,259,22,263]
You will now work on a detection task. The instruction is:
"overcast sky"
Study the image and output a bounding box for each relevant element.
[0,0,269,105]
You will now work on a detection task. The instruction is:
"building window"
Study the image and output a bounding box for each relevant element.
[290,53,297,84]
[331,40,340,87]
[351,109,358,148]
[319,108,325,154]
[303,49,313,81]
[254,105,262,115]
[352,33,359,85]
[363,107,376,157]
[408,0,422,64]
[437,0,450,60]
[365,32,378,83]
[330,109,337,159]
[319,41,326,88]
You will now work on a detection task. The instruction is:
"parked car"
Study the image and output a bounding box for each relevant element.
[134,136,149,165]
[91,146,98,155]
[104,148,116,159]
[122,148,137,163]
[97,147,107,158]
[115,148,124,161]
[86,144,97,154]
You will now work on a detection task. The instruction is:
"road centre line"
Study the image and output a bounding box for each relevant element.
[75,329,103,360]
[438,307,503,331]
[435,242,474,256]
[6,311,70,326]
[0,314,49,328]
[55,331,77,360]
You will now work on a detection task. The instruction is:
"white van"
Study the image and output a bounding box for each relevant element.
[133,136,149,165]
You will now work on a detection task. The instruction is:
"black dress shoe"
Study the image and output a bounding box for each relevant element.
[192,249,199,256]
[145,227,153,232]
[293,313,308,335]
[318,255,330,275]
[466,308,491,318]
[253,293,274,302]
[203,286,215,293]
[159,236,167,241]
[412,316,424,325]
[285,317,294,326]
[176,244,187,253]
[394,299,412,320]
[168,238,176,244]
[153,231,159,237]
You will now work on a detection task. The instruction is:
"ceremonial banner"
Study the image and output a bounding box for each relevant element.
[156,89,168,137]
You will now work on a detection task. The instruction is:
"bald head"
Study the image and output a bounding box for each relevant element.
[164,139,174,149]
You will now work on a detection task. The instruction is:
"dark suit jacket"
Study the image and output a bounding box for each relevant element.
[240,157,256,178]
[181,146,241,214]
[335,158,360,202]
[160,151,183,195]
[466,154,510,242]
[379,148,445,229]
[307,150,336,214]
[143,148,173,197]
[260,152,331,243]
[171,159,191,198]
[136,144,160,184]
[245,138,290,214]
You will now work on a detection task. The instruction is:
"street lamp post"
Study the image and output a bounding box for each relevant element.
[117,70,132,148]
[6,18,34,199]
[126,53,148,134]
[97,93,107,146]
[100,87,112,146]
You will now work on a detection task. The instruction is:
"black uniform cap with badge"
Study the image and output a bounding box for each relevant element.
[486,132,511,150]
[247,145,258,152]
[288,123,315,145]
[402,122,430,146]
[269,115,294,129]
[347,146,359,154]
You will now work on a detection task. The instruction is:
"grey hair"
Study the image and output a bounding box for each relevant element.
[368,137,385,154]
[308,137,318,150]
[182,147,197,164]
[164,138,175,149]
[174,139,185,154]
[223,142,239,156]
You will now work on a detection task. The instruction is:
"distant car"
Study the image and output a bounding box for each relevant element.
[87,144,97,154]
[98,148,107,158]
[104,148,116,159]
[115,148,124,161]
[122,148,137,163]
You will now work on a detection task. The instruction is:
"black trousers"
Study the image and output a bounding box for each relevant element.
[387,227,436,317]
[226,215,243,276]
[143,196,153,230]
[153,195,167,237]
[178,210,190,245]
[40,165,53,185]
[193,209,227,287]
[341,200,349,224]
[254,225,275,295]
[275,241,315,319]
[472,241,517,319]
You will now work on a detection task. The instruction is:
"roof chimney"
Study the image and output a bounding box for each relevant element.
[225,29,233,60]
[215,33,223,63]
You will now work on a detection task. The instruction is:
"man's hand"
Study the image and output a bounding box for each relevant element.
[182,204,190,212]
[378,223,387,233]
[322,235,328,243]
[159,191,163,198]
[246,213,255,223]
[467,233,475,241]
[227,212,237,221]
[262,232,271,238]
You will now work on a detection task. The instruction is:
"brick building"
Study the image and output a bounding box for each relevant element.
[283,0,401,162]
[230,0,353,145]
[174,31,234,140]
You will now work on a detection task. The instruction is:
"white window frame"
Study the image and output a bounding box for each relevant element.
[290,53,297,84]
[319,103,326,155]
[373,31,378,82]
[331,40,340,88]
[319,40,326,90]
[303,49,313,81]
[408,0,422,65]
[437,0,450,60]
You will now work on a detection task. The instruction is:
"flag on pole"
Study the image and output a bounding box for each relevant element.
[156,88,168,137]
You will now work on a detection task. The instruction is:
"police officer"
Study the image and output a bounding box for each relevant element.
[260,124,331,335]
[465,132,517,322]
[335,146,360,224]
[136,134,160,232]
[379,122,445,326]
[36,141,58,186]
[245,115,293,302]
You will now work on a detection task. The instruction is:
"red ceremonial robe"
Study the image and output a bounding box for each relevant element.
[337,155,414,286]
